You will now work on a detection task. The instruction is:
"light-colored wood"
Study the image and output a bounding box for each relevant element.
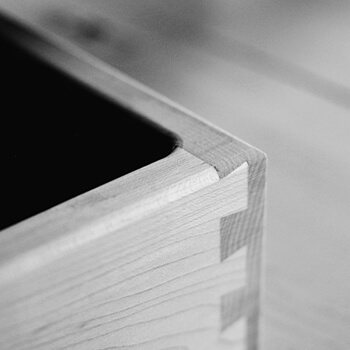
[6,1,349,349]
[0,160,249,349]
[43,2,350,349]
[0,148,219,283]
[0,4,266,350]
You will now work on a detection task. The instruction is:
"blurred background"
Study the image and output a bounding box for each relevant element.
[2,1,350,348]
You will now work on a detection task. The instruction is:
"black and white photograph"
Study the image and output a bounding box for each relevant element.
[0,1,349,349]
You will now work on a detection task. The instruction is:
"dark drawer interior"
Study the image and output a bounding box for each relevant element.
[0,15,179,230]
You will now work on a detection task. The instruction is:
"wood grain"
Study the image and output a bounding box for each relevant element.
[0,160,250,350]
[48,4,349,349]
[0,4,267,349]
[50,3,349,349]
[0,148,218,283]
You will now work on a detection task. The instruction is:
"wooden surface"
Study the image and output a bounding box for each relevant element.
[0,150,252,349]
[0,149,219,282]
[2,1,347,349]
[0,5,267,349]
[39,3,350,349]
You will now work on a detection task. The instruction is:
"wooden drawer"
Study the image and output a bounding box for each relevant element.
[0,9,266,350]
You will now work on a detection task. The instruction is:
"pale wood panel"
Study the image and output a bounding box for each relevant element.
[0,4,266,349]
[19,2,348,348]
[0,163,248,350]
[151,51,350,349]
[154,51,350,350]
[0,148,219,283]
[218,318,246,350]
